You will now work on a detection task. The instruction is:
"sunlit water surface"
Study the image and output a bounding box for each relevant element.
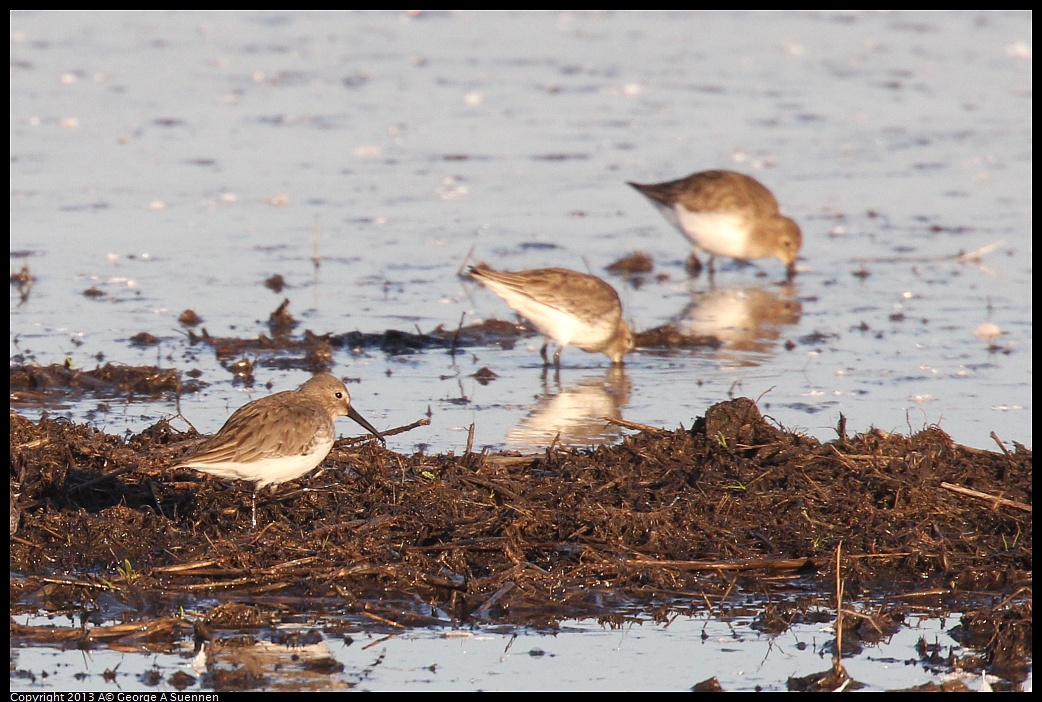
[10,9,1032,691]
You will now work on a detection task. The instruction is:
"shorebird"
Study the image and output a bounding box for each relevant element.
[628,169,802,278]
[469,265,635,367]
[173,373,384,525]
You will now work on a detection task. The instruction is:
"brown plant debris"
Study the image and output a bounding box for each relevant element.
[9,396,1031,682]
[10,363,204,407]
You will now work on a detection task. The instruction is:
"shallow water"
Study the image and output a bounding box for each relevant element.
[7,606,1014,692]
[9,9,1033,691]
[10,10,1032,455]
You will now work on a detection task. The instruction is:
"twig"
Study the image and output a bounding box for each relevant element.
[335,417,431,446]
[754,386,776,404]
[703,573,736,631]
[471,581,516,619]
[547,432,561,454]
[990,586,1033,612]
[990,431,1015,463]
[483,454,540,466]
[940,482,1031,512]
[845,552,914,560]
[465,422,475,456]
[66,464,138,493]
[457,243,477,278]
[457,475,521,502]
[152,560,221,574]
[12,617,190,643]
[311,216,322,270]
[450,311,466,357]
[623,556,821,572]
[40,576,113,590]
[835,412,847,441]
[856,239,1005,265]
[172,575,295,591]
[958,239,1005,262]
[362,611,406,629]
[827,446,884,461]
[833,541,848,683]
[881,588,952,599]
[840,608,883,636]
[834,541,843,664]
[601,416,668,434]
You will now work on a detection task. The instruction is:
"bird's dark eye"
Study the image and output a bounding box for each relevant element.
[335,392,344,399]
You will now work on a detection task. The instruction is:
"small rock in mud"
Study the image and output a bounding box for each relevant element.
[224,357,255,383]
[178,309,203,327]
[605,250,654,275]
[471,367,498,385]
[268,299,297,337]
[130,332,161,347]
[265,274,286,293]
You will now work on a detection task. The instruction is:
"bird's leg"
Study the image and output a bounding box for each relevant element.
[553,347,562,370]
[251,487,257,529]
[540,341,551,367]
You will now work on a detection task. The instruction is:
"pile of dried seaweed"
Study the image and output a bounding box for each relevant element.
[11,396,1029,603]
[10,397,1032,685]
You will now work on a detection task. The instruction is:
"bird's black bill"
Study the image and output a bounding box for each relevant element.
[349,406,386,445]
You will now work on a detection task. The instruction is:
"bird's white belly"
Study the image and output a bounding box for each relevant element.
[189,440,333,489]
[505,296,610,348]
[674,208,751,258]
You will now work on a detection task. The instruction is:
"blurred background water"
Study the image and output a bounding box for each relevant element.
[11,10,1032,456]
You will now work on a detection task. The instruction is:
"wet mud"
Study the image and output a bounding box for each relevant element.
[10,357,1032,689]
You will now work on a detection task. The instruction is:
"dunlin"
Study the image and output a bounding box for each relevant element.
[469,265,634,367]
[174,373,384,525]
[628,169,802,278]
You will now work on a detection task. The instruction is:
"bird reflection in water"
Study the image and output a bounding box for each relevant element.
[676,282,802,366]
[505,366,632,450]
